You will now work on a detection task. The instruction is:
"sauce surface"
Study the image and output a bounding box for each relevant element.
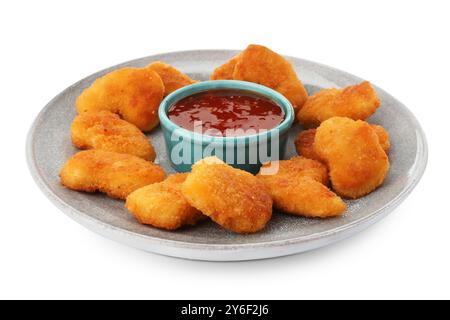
[168,89,284,137]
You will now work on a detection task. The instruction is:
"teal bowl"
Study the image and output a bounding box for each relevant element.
[158,80,295,174]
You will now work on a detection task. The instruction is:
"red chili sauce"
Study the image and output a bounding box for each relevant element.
[168,89,284,137]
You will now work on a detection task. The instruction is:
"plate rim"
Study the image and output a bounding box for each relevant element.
[26,49,428,260]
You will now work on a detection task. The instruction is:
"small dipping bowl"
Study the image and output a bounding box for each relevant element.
[158,80,295,174]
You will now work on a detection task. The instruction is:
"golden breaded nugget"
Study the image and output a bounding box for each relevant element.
[257,157,346,218]
[71,111,156,161]
[233,45,308,112]
[210,53,241,80]
[147,61,197,96]
[297,81,381,127]
[314,117,390,199]
[295,125,390,160]
[76,67,164,132]
[370,124,391,153]
[294,129,322,162]
[182,157,272,234]
[60,150,165,199]
[263,156,329,185]
[125,173,205,230]
[211,45,308,112]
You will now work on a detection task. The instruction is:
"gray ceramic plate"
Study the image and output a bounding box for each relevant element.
[27,50,428,261]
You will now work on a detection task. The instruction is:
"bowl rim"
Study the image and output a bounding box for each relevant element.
[158,80,295,143]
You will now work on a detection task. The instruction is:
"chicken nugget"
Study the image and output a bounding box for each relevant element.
[233,45,308,112]
[147,61,197,96]
[257,157,346,218]
[370,124,391,153]
[314,117,390,199]
[60,150,165,199]
[297,81,381,127]
[294,129,322,161]
[125,173,205,230]
[182,157,272,234]
[263,155,329,185]
[211,45,308,112]
[295,125,390,160]
[210,53,241,80]
[71,111,156,161]
[76,67,164,132]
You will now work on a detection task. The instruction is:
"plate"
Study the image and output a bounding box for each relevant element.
[26,50,428,261]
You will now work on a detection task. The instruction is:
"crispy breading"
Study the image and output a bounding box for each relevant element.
[294,129,322,161]
[71,111,156,161]
[147,61,197,96]
[263,156,329,185]
[181,157,272,234]
[297,81,381,128]
[257,157,346,218]
[210,53,241,80]
[60,150,165,199]
[295,125,390,160]
[314,117,390,199]
[125,173,205,230]
[210,45,308,112]
[76,67,164,132]
[370,124,391,153]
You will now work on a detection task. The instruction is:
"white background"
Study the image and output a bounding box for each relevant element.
[0,0,448,300]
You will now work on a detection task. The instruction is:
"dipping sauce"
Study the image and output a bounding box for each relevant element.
[168,89,285,137]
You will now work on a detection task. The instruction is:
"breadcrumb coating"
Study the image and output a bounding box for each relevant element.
[147,61,197,96]
[210,53,241,80]
[182,157,272,234]
[210,45,308,112]
[295,125,390,160]
[314,117,390,199]
[60,150,165,199]
[257,157,346,218]
[76,67,164,132]
[126,173,205,230]
[297,81,380,127]
[71,111,156,161]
